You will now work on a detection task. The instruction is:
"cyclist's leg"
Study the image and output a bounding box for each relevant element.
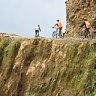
[35,30,37,37]
[59,28,62,37]
[86,28,90,38]
[84,28,87,38]
[59,29,61,34]
[37,30,39,37]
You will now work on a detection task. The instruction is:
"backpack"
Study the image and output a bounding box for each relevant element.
[57,22,63,28]
[85,21,91,29]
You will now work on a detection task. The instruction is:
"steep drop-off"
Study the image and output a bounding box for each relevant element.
[66,0,96,36]
[0,36,96,96]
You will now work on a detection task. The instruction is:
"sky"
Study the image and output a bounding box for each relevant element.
[0,0,66,38]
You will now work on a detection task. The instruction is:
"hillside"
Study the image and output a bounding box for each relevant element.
[0,36,96,96]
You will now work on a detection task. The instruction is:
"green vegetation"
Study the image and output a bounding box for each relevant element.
[0,38,96,96]
[0,38,9,66]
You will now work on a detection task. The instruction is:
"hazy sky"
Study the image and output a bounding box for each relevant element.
[0,0,66,38]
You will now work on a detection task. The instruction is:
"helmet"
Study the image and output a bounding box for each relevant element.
[57,19,59,22]
[83,18,87,20]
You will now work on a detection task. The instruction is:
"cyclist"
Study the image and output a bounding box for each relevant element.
[53,20,63,37]
[80,18,91,38]
[35,25,41,37]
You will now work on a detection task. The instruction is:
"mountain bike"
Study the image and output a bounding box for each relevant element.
[79,28,93,39]
[52,27,64,38]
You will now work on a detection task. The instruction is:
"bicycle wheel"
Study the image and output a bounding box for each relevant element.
[80,31,84,39]
[52,31,57,38]
[88,32,93,40]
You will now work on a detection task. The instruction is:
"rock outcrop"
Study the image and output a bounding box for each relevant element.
[66,0,96,36]
[0,36,96,96]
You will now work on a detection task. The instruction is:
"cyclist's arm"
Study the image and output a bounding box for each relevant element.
[39,27,41,32]
[53,24,58,28]
[80,22,85,27]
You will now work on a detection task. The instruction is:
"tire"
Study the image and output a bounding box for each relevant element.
[52,31,57,38]
[88,32,93,40]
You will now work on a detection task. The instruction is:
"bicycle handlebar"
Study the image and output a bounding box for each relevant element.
[52,27,57,29]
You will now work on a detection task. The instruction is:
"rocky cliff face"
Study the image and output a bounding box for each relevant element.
[0,36,96,96]
[66,0,96,36]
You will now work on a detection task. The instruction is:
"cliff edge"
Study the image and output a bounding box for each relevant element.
[0,36,96,96]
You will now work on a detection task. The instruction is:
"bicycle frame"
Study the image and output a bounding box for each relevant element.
[52,27,64,38]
